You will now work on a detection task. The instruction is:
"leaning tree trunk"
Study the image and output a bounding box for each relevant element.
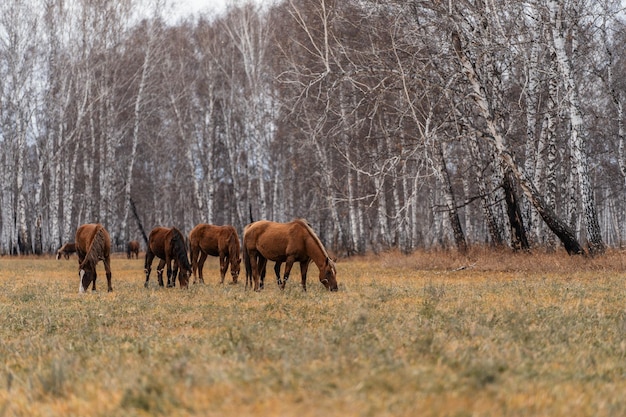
[452,30,584,255]
[548,1,604,255]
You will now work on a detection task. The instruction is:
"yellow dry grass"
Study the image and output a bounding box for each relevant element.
[1,248,626,416]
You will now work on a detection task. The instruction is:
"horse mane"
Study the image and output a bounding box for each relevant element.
[294,219,330,260]
[80,224,106,270]
[227,226,240,256]
[171,228,192,271]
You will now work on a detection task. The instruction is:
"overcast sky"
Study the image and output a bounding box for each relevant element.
[167,0,229,20]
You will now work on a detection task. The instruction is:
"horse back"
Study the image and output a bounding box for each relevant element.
[148,227,171,259]
[76,223,111,264]
[244,220,299,261]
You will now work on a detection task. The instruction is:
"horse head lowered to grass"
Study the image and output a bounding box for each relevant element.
[144,227,192,288]
[243,219,337,292]
[75,223,112,293]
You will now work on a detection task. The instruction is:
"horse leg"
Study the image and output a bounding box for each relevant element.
[299,260,310,292]
[219,252,228,284]
[258,256,268,289]
[248,249,261,291]
[274,262,282,287]
[104,255,113,292]
[190,243,199,284]
[157,258,166,287]
[91,269,97,292]
[171,259,180,288]
[281,257,297,290]
[144,249,155,288]
[197,252,208,284]
[166,256,175,287]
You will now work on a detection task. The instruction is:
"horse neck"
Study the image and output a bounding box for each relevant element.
[228,232,240,259]
[174,244,191,271]
[81,226,103,270]
[304,232,329,269]
[172,234,191,271]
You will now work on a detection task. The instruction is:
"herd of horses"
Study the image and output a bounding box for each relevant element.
[64,220,338,294]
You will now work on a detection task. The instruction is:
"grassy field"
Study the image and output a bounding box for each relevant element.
[1,248,626,416]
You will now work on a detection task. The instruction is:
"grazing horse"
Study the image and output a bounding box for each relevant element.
[75,224,112,293]
[243,219,338,292]
[56,242,76,260]
[144,227,192,288]
[188,224,241,284]
[127,240,140,259]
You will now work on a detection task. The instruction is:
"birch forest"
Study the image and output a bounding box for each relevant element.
[1,0,625,256]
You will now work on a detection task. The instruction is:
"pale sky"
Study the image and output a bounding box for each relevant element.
[168,0,229,20]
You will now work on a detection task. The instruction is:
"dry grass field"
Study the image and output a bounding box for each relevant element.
[1,248,626,416]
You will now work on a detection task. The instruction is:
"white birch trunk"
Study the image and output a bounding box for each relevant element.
[203,110,215,223]
[548,0,604,254]
[121,24,156,241]
[452,30,583,254]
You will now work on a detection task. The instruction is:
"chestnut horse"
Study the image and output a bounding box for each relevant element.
[188,224,241,284]
[144,227,192,288]
[243,219,338,292]
[56,242,76,260]
[127,240,140,259]
[75,224,112,293]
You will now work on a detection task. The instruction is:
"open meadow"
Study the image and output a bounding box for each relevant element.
[1,249,626,416]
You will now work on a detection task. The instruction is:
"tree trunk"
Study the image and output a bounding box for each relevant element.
[502,169,530,251]
[452,30,584,255]
[434,140,467,254]
[467,131,504,247]
[548,1,604,255]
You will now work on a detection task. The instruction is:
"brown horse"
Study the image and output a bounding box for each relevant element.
[127,240,140,259]
[75,224,112,293]
[144,227,192,288]
[243,219,338,292]
[56,242,76,260]
[188,224,241,284]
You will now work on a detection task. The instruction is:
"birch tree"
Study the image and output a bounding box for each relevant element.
[0,0,41,254]
[547,0,605,255]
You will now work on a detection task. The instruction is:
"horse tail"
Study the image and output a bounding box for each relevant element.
[172,229,192,272]
[242,232,252,289]
[80,224,107,270]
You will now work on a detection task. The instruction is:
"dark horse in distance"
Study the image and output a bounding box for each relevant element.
[144,227,192,288]
[188,224,241,285]
[75,224,112,293]
[243,219,338,292]
[56,242,77,260]
[127,240,140,259]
